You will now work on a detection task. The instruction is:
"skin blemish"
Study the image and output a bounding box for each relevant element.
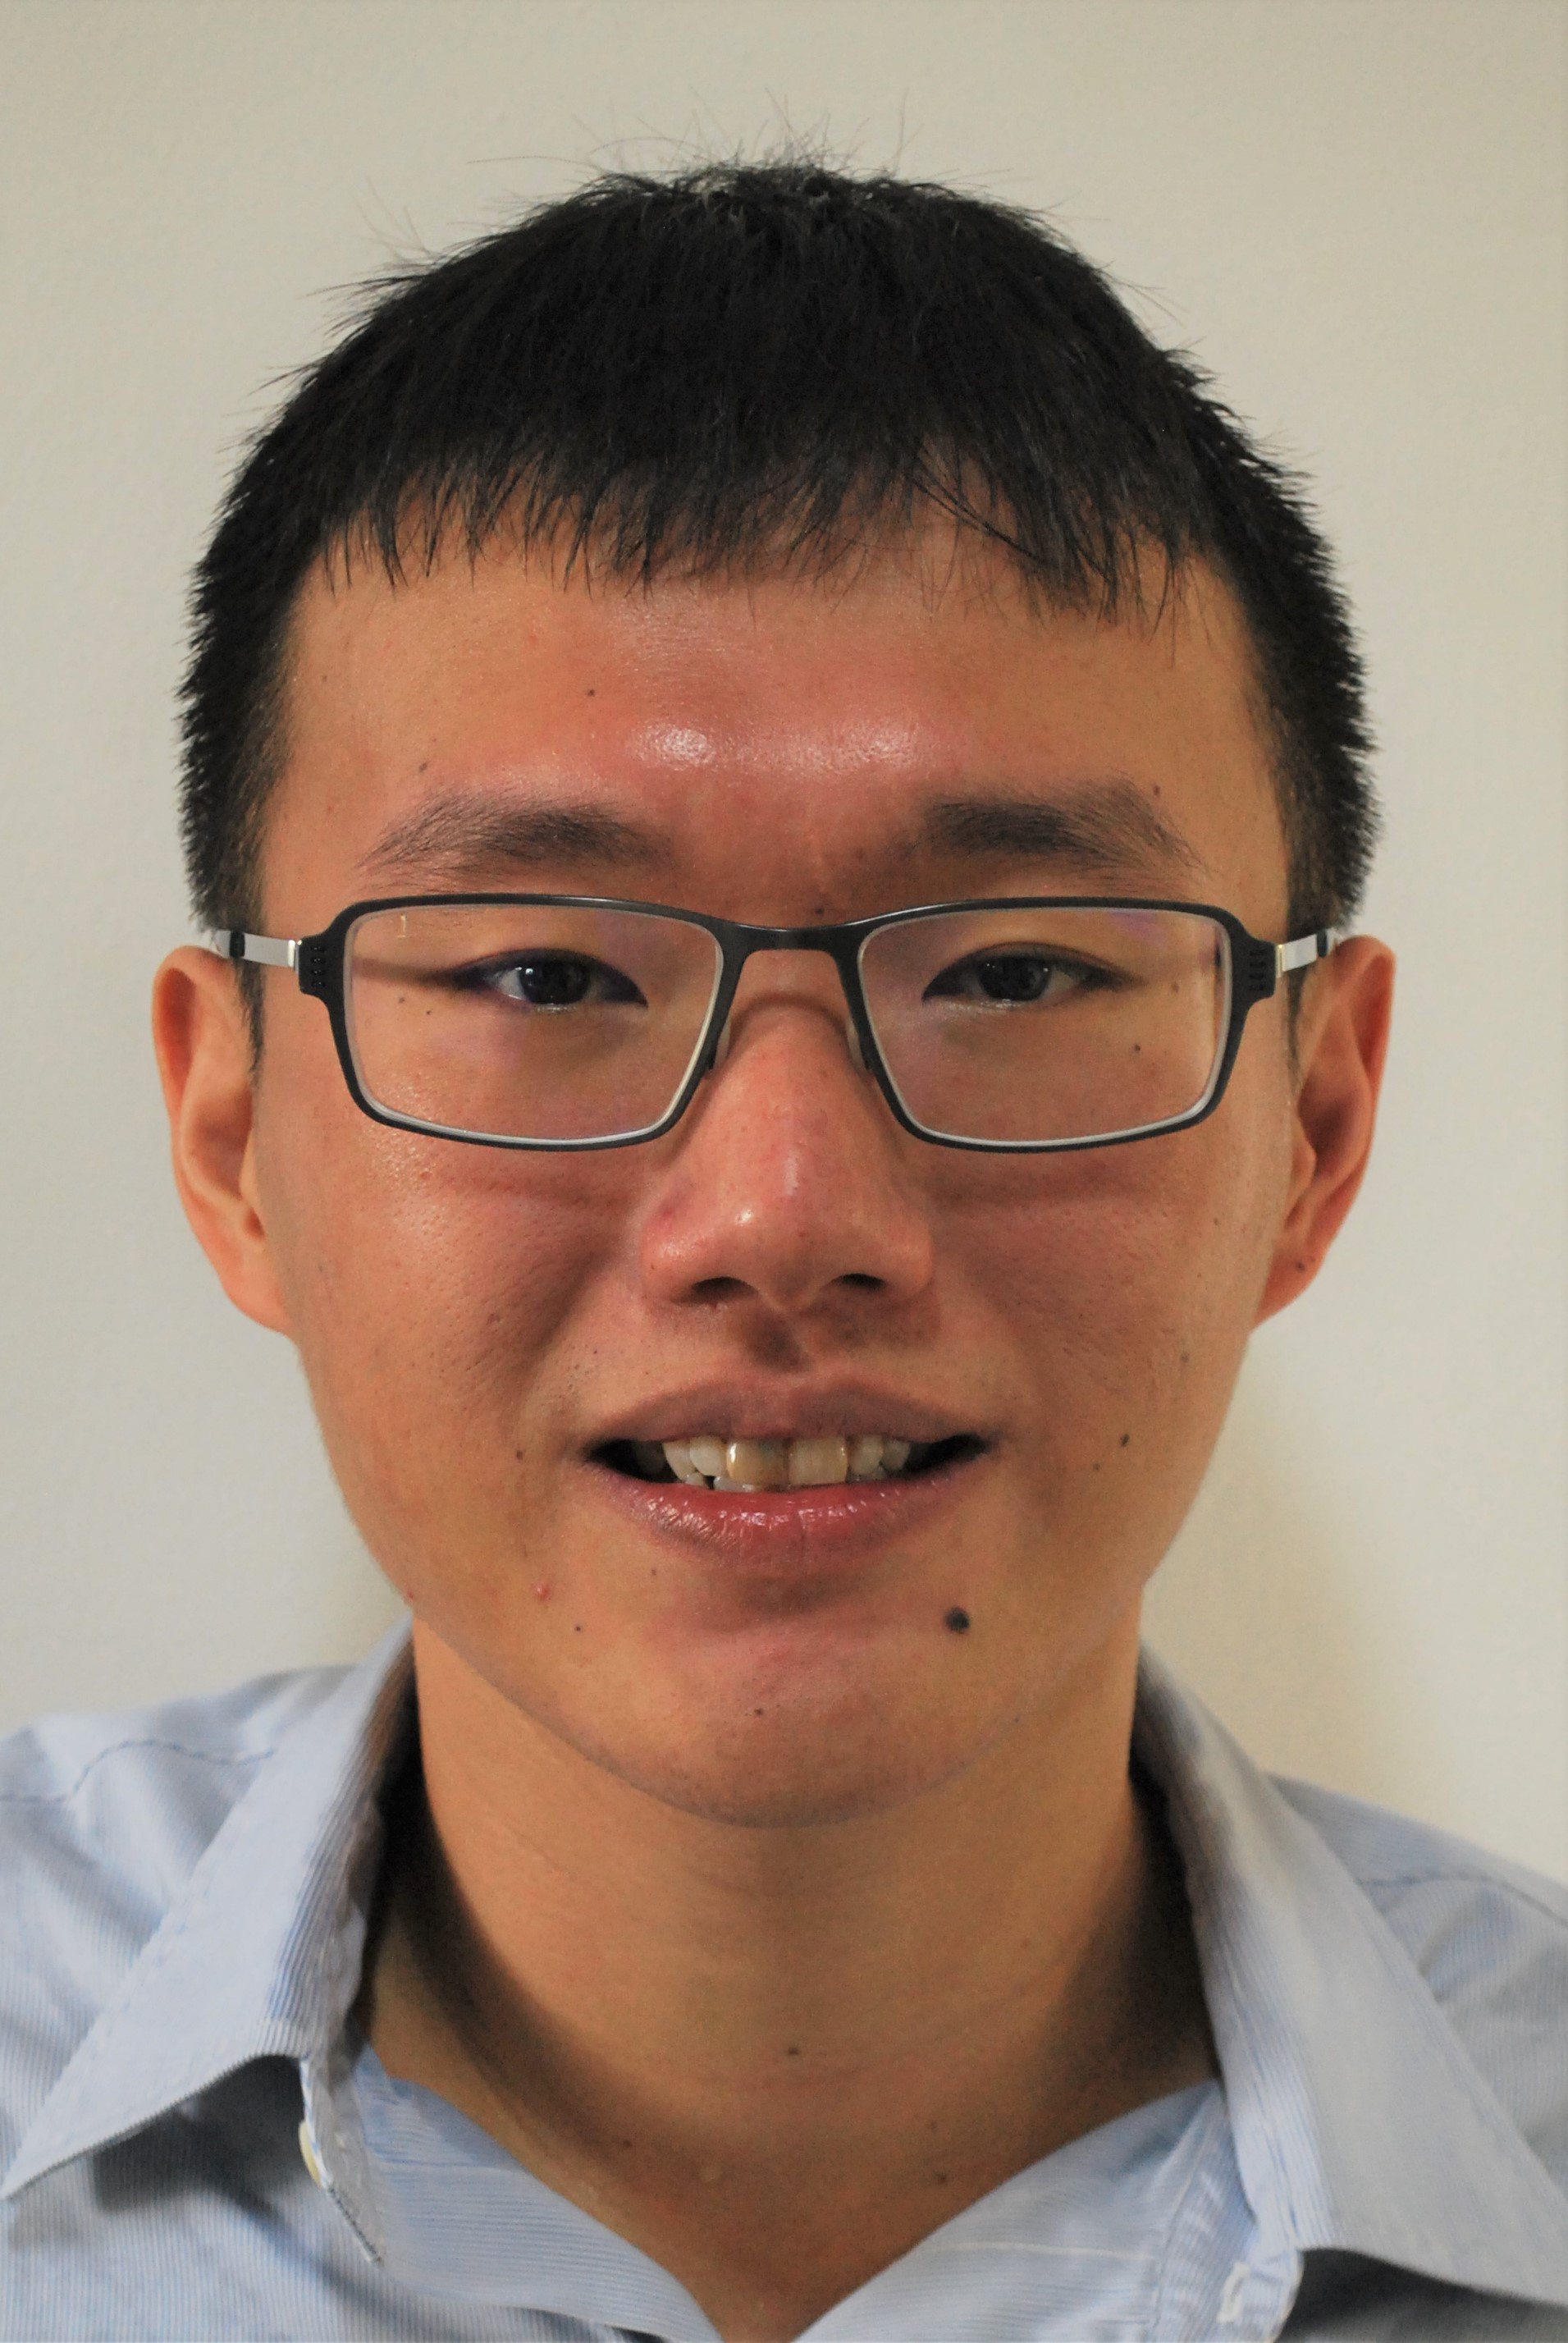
[533,1582,551,1601]
[574,1623,583,1634]
[944,1607,971,1634]
[754,1706,766,1716]
[1119,1432,1131,1448]
[786,2044,801,2057]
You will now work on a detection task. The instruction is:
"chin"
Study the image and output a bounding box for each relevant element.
[534,1644,1018,1831]
[578,1735,977,1831]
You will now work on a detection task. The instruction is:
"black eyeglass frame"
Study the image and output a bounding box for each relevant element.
[213,894,1334,1155]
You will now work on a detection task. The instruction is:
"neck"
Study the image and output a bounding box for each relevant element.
[359,1614,1214,2341]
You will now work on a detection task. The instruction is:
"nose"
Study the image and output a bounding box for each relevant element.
[636,975,935,1319]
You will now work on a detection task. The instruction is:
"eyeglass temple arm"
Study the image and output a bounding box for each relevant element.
[207,931,299,969]
[1276,929,1336,979]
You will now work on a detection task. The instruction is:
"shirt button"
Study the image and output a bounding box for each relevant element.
[297,2118,330,2189]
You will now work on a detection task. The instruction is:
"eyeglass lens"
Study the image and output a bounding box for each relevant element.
[343,902,1231,1147]
[857,905,1229,1145]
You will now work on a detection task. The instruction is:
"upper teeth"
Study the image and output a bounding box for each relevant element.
[636,1434,920,1490]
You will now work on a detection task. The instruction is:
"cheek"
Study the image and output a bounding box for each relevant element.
[251,1081,633,1552]
[954,1101,1290,1499]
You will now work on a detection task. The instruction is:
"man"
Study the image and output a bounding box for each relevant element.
[1,161,1564,2342]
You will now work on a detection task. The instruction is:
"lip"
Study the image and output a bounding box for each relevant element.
[587,1379,983,1449]
[585,1437,984,1572]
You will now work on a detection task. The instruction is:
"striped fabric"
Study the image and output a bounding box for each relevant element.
[2,1623,1566,2341]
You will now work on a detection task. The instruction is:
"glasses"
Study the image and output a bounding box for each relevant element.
[213,895,1333,1153]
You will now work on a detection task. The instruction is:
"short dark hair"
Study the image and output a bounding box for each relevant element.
[180,159,1377,969]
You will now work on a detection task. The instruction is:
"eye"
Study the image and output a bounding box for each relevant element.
[467,954,647,1010]
[923,950,1095,1006]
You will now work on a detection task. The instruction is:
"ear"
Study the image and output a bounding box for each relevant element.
[152,947,294,1336]
[1255,935,1396,1325]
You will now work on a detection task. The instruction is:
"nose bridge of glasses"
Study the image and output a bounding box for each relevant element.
[706,931,869,1078]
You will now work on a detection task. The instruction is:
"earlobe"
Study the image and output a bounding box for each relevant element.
[1254,936,1396,1325]
[151,948,294,1337]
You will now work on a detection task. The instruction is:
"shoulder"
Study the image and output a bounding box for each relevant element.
[1274,1773,1568,1966]
[1276,1773,1568,2187]
[0,1665,350,2159]
[0,1659,353,1880]
[0,1660,350,1793]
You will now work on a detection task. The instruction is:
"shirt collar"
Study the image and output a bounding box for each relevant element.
[0,1620,412,2217]
[1134,1646,1568,2308]
[6,1626,1566,2309]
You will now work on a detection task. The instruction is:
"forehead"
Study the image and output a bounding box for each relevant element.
[267,530,1287,927]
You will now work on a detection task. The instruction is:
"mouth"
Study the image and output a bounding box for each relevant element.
[595,1431,985,1491]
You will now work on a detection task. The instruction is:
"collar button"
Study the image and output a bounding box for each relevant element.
[297,2118,330,2190]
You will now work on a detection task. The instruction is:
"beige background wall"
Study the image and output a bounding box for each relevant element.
[2,0,1563,1873]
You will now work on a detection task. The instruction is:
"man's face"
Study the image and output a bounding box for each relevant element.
[235,535,1304,1824]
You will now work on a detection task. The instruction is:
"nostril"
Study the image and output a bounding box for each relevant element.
[689,1274,753,1303]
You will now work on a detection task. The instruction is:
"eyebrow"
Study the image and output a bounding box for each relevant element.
[918,783,1207,881]
[357,792,671,883]
[358,776,1203,893]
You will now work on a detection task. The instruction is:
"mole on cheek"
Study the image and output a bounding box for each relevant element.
[944,1607,971,1635]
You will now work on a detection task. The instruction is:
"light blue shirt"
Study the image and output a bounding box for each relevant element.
[2,1622,1566,2341]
